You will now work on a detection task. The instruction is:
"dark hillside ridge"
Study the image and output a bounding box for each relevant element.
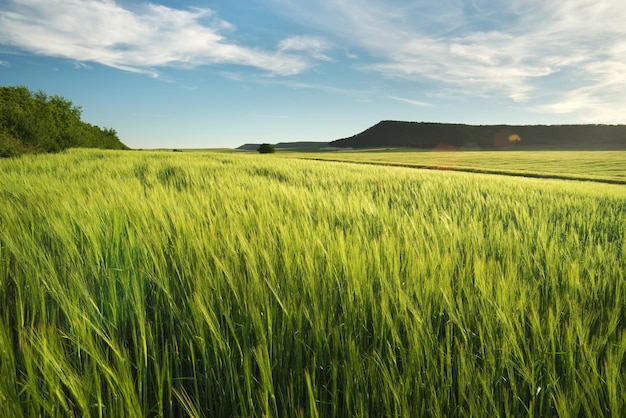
[237,142,328,151]
[275,141,329,149]
[237,143,262,151]
[330,121,626,149]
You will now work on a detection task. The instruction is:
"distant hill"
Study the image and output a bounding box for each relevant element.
[237,142,329,151]
[329,121,626,150]
[237,143,262,151]
[275,141,329,149]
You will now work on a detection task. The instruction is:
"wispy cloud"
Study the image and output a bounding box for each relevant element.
[73,61,92,70]
[0,0,328,76]
[219,70,374,99]
[278,36,333,62]
[268,0,626,122]
[389,96,432,107]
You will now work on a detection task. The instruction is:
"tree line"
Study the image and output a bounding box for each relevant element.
[0,86,128,157]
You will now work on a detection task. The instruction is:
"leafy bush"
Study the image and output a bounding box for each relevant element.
[257,143,275,154]
[0,130,23,158]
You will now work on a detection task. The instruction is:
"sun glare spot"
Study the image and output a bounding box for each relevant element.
[494,129,521,148]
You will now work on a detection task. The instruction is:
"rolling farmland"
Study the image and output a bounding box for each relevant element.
[288,149,626,184]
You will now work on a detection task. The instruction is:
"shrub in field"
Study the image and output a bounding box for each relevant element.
[257,143,275,153]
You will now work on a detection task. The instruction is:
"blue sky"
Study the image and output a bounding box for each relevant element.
[1,0,625,149]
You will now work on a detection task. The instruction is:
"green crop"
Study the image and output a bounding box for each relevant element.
[1,149,625,416]
[290,149,626,184]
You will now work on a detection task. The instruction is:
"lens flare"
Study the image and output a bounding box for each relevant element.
[494,129,521,148]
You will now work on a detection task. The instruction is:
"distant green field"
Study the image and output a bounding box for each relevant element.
[1,149,625,416]
[286,150,626,184]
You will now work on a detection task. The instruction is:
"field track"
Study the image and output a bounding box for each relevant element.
[275,149,626,186]
[298,156,626,185]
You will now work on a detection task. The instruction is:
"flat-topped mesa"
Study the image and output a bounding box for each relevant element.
[329,120,626,150]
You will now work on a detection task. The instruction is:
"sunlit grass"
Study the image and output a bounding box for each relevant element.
[287,149,626,184]
[1,149,625,416]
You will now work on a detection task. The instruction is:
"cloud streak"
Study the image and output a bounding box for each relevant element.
[389,96,432,107]
[278,36,333,62]
[0,0,326,76]
[268,0,626,122]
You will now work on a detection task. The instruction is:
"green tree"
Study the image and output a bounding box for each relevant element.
[0,129,22,157]
[257,143,275,154]
[0,85,128,157]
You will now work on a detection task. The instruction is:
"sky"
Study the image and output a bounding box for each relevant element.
[1,0,625,149]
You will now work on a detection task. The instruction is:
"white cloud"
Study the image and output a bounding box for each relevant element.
[268,0,626,122]
[536,58,626,123]
[0,0,326,76]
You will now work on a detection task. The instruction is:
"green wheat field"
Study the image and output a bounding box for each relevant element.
[288,149,626,184]
[1,149,625,417]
